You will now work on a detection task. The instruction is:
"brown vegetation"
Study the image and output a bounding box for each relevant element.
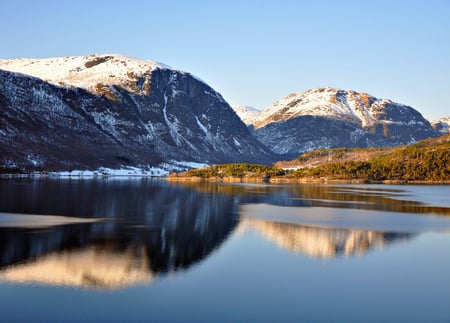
[170,134,450,184]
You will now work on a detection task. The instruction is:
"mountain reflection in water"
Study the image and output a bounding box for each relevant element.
[238,217,412,259]
[0,244,153,288]
[1,179,450,289]
[0,179,239,289]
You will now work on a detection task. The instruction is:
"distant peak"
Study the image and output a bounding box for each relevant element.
[231,105,260,125]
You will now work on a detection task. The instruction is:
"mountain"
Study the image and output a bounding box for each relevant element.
[231,105,259,125]
[0,54,274,172]
[250,88,440,158]
[430,116,450,135]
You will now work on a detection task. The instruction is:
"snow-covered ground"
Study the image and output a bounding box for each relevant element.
[1,162,208,178]
[49,167,166,178]
[51,161,208,177]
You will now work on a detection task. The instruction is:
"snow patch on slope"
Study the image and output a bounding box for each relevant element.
[195,116,209,136]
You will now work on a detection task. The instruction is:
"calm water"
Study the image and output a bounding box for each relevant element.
[1,178,450,322]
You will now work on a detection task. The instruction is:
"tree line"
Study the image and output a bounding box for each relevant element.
[177,135,450,182]
[291,136,450,181]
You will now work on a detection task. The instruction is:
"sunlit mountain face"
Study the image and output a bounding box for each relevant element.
[249,88,440,158]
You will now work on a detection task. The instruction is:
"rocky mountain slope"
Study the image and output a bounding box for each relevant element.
[231,105,259,125]
[0,54,274,172]
[249,88,440,158]
[430,116,450,135]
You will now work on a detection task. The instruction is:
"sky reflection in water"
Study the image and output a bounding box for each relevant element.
[0,179,450,322]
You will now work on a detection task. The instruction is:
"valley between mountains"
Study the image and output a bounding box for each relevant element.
[0,54,449,176]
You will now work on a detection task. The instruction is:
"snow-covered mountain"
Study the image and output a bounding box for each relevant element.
[231,105,259,125]
[430,116,450,135]
[0,54,274,172]
[0,54,166,94]
[251,88,439,157]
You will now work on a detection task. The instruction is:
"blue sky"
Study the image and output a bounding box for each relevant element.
[2,0,449,118]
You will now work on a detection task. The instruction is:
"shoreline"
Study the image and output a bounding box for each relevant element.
[2,173,450,185]
[165,175,450,185]
[0,172,163,179]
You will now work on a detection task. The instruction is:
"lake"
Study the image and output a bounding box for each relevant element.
[0,178,450,322]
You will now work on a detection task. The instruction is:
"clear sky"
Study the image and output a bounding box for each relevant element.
[2,0,449,118]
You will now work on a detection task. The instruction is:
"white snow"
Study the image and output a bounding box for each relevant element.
[231,105,260,125]
[49,166,165,177]
[0,55,157,93]
[195,116,209,136]
[441,116,450,124]
[251,87,405,129]
[0,54,206,95]
[172,161,209,169]
[430,116,450,134]
[8,161,209,179]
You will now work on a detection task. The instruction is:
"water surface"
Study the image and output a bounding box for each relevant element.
[0,178,450,322]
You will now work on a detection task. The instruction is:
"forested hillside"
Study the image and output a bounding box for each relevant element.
[172,135,450,182]
[289,134,450,181]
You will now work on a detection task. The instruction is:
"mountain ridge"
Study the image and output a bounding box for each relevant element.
[0,55,444,172]
[0,54,275,172]
[0,54,172,94]
[249,87,439,158]
[251,87,425,129]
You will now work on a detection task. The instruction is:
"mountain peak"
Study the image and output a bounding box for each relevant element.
[0,54,275,171]
[251,87,404,129]
[251,87,439,157]
[430,116,450,134]
[231,105,259,125]
[0,54,180,95]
